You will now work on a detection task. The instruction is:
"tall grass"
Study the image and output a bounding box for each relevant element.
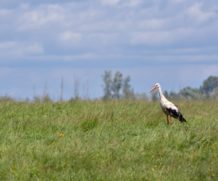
[0,100,217,180]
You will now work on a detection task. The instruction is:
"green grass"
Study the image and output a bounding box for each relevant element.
[0,100,217,180]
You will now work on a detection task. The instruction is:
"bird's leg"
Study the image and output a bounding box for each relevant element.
[166,115,170,125]
[169,116,173,124]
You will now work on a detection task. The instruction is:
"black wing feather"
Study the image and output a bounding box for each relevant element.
[166,108,179,118]
[166,108,186,123]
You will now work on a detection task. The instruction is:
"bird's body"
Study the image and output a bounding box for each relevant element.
[151,83,186,124]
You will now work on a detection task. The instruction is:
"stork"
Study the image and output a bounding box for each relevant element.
[150,83,186,124]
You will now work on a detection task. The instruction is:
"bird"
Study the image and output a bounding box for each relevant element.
[150,83,186,124]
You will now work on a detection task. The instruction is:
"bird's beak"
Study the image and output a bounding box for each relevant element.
[150,85,156,93]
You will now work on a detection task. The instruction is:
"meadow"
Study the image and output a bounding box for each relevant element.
[0,99,217,180]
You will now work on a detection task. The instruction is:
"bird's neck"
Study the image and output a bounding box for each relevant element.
[158,87,166,101]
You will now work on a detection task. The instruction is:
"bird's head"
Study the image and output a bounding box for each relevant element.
[150,83,161,93]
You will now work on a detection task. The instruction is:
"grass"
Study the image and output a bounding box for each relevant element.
[0,100,217,180]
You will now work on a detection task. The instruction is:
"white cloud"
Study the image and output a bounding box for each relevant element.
[130,31,173,46]
[0,41,44,59]
[169,0,184,4]
[98,0,121,6]
[136,19,166,31]
[0,9,11,16]
[17,4,65,31]
[187,3,216,23]
[9,0,218,48]
[98,0,142,7]
[59,31,82,45]
[126,0,142,7]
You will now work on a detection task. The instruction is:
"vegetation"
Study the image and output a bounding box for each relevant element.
[0,99,217,180]
[167,76,218,100]
[102,72,218,101]
[0,74,217,180]
[102,71,134,100]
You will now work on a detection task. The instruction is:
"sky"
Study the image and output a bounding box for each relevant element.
[0,0,218,99]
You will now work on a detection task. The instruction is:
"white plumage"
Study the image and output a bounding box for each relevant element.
[151,83,186,124]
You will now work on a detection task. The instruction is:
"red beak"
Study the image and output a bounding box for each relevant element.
[150,85,157,93]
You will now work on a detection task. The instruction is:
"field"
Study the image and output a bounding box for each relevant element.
[0,100,217,180]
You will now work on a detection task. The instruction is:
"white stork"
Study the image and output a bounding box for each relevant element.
[150,83,186,124]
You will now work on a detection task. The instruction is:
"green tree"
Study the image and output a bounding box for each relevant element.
[200,76,218,96]
[122,76,134,99]
[112,71,123,99]
[179,87,202,100]
[102,71,134,100]
[211,87,218,100]
[102,71,113,100]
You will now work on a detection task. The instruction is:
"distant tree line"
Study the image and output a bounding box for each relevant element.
[164,76,218,100]
[102,72,218,101]
[0,72,218,102]
[102,71,135,100]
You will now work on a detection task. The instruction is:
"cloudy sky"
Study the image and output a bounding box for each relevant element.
[0,0,218,99]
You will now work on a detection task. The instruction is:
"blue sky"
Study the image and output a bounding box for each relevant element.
[0,0,218,99]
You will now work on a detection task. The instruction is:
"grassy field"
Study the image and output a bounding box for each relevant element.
[0,100,217,180]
